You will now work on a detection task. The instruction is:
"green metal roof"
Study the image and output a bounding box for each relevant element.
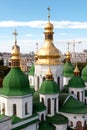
[47,113,68,124]
[63,62,74,77]
[33,91,39,102]
[29,64,35,76]
[68,76,85,88]
[39,121,55,130]
[33,102,46,112]
[0,68,32,96]
[39,80,59,94]
[81,65,87,81]
[60,96,87,114]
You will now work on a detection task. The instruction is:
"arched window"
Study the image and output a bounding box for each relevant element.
[37,76,39,90]
[41,114,44,121]
[2,103,5,114]
[71,91,74,94]
[57,77,60,87]
[76,121,82,127]
[77,92,80,100]
[47,98,51,114]
[71,121,73,127]
[42,97,44,104]
[13,104,17,115]
[25,102,28,114]
[54,98,56,113]
[43,77,45,81]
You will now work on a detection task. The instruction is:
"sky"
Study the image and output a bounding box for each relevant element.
[0,0,87,54]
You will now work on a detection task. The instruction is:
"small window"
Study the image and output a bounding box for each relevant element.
[13,104,17,115]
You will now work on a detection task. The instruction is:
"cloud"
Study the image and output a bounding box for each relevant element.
[0,20,87,29]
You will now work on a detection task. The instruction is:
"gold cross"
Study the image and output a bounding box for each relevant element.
[47,6,51,22]
[13,29,18,45]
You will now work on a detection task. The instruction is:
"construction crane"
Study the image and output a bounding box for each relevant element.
[67,40,82,57]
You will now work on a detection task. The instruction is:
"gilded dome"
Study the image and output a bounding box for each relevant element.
[44,22,53,30]
[11,44,20,60]
[35,40,61,65]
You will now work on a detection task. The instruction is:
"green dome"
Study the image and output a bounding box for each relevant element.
[81,65,87,81]
[68,76,85,88]
[63,62,74,77]
[29,64,35,76]
[33,91,39,102]
[39,80,59,94]
[0,68,31,96]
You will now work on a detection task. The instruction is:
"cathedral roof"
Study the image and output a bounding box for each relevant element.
[47,113,68,125]
[33,102,46,112]
[81,65,87,82]
[35,8,61,65]
[63,62,74,77]
[68,76,85,88]
[39,121,55,130]
[0,68,31,96]
[0,30,32,96]
[29,64,35,76]
[60,96,87,114]
[39,67,59,94]
[39,80,59,94]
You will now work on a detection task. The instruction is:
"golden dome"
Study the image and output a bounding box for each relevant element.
[35,40,61,65]
[45,22,53,30]
[66,51,71,62]
[11,30,20,68]
[11,44,20,60]
[35,7,61,65]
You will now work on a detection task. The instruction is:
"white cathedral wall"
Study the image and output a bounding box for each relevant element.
[20,123,38,130]
[35,64,63,91]
[63,77,71,86]
[36,110,47,121]
[40,94,59,115]
[28,75,34,86]
[60,112,86,128]
[69,88,85,103]
[0,94,32,118]
[54,123,67,130]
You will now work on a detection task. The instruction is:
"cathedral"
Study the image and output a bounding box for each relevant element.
[0,9,87,130]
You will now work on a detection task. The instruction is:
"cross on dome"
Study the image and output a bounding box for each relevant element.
[47,6,51,22]
[13,29,18,45]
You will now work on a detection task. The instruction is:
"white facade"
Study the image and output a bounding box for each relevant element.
[69,88,85,103]
[40,93,59,116]
[54,123,67,130]
[63,77,71,86]
[28,75,34,86]
[60,112,87,128]
[35,64,63,91]
[0,94,32,118]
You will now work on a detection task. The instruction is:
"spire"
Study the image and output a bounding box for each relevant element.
[47,6,51,22]
[11,30,20,68]
[46,66,53,80]
[74,63,80,76]
[65,43,71,62]
[13,29,18,45]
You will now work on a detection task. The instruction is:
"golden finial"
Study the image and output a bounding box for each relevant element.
[13,29,18,45]
[46,66,53,80]
[47,6,51,22]
[74,63,80,76]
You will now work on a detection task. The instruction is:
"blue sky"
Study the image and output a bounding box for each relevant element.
[0,0,87,54]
